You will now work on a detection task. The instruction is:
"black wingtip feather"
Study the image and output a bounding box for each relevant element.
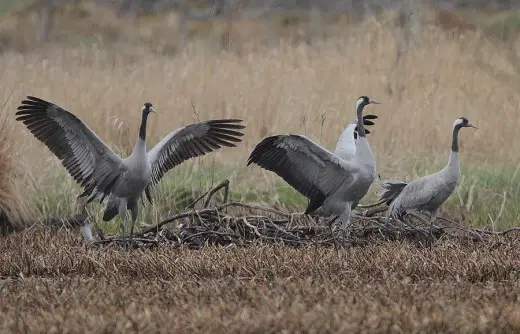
[247,134,327,211]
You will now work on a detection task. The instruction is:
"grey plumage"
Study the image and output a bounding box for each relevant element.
[379,180,408,205]
[16,96,245,239]
[247,96,381,230]
[383,117,477,224]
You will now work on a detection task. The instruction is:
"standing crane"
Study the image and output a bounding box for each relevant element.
[16,96,245,244]
[381,117,477,235]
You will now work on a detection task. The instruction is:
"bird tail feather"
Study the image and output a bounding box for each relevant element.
[379,180,408,205]
[102,197,119,222]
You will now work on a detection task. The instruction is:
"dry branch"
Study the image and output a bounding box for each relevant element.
[59,180,516,250]
[33,180,520,250]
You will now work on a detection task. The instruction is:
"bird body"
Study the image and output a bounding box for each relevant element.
[247,96,380,229]
[334,123,358,160]
[384,117,476,223]
[334,114,377,161]
[16,96,245,239]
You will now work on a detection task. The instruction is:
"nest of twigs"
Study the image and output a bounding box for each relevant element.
[41,180,520,250]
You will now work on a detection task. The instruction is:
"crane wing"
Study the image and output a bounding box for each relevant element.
[379,180,408,205]
[145,119,245,202]
[16,96,123,203]
[247,134,357,213]
[388,174,450,219]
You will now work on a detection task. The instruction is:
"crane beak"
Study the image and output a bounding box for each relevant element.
[369,98,381,104]
[468,123,478,129]
[150,107,156,113]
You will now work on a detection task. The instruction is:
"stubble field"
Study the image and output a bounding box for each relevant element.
[1,10,520,332]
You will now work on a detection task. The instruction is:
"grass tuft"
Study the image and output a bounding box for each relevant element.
[0,92,30,234]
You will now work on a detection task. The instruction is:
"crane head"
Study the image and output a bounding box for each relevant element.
[357,96,381,106]
[142,102,156,114]
[454,117,477,129]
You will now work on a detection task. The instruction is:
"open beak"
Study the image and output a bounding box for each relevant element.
[468,123,478,129]
[369,98,381,104]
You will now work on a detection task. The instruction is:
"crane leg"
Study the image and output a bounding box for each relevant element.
[339,205,352,239]
[129,204,139,239]
[428,210,439,249]
[384,210,391,228]
[118,198,128,249]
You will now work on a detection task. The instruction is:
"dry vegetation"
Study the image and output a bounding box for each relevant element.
[1,4,520,331]
[1,15,519,227]
[1,230,520,332]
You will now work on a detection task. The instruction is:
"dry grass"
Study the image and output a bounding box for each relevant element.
[1,6,520,227]
[0,8,520,332]
[2,23,518,224]
[0,91,30,234]
[0,230,519,332]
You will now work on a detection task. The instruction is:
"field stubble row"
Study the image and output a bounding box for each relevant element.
[0,230,520,332]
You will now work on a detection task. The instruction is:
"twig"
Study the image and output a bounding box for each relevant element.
[219,201,290,218]
[241,217,261,237]
[92,238,158,245]
[138,208,217,236]
[203,180,229,208]
[357,199,386,209]
[474,227,520,236]
[361,206,388,217]
[185,179,230,210]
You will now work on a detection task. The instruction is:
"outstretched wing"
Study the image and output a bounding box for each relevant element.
[145,119,245,202]
[247,134,357,214]
[16,96,123,203]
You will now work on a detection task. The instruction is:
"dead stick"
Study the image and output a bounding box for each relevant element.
[219,201,290,217]
[138,208,217,236]
[185,179,230,210]
[357,198,386,209]
[361,206,388,217]
[203,180,230,208]
[474,227,520,236]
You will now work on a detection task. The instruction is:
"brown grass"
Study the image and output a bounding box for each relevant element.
[0,230,519,332]
[2,21,518,220]
[0,91,30,234]
[1,8,520,332]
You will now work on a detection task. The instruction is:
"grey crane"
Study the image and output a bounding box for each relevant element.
[247,96,381,231]
[16,96,245,240]
[381,117,477,229]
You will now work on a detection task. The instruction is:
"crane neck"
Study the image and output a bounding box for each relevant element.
[356,102,367,138]
[139,111,150,142]
[134,111,150,154]
[354,104,375,166]
[446,125,462,175]
[451,125,462,153]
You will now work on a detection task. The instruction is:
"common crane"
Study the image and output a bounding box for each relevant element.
[381,117,477,230]
[247,96,381,231]
[16,96,245,241]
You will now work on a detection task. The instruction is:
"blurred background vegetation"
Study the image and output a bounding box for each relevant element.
[3,0,520,233]
[2,0,520,52]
